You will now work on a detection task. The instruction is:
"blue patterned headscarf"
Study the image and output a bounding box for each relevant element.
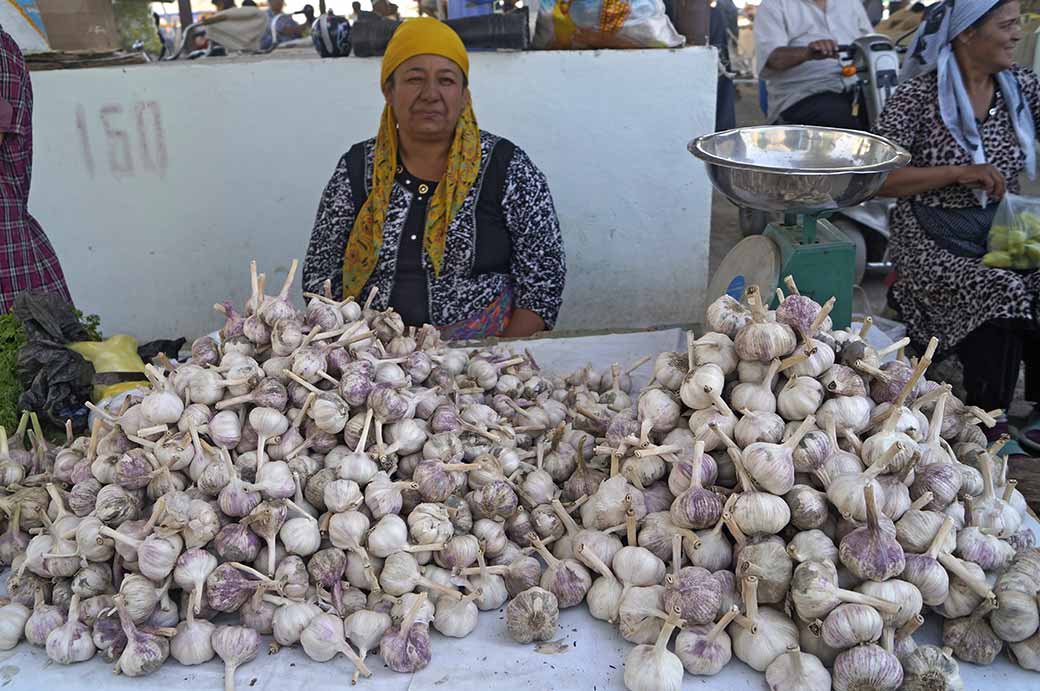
[901,0,1036,194]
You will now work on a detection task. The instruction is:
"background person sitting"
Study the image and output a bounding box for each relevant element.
[260,0,305,50]
[754,0,875,129]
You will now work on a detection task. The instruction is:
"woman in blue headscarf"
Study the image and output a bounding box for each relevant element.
[875,0,1040,453]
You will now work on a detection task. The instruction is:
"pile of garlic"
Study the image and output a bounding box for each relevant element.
[0,263,1036,691]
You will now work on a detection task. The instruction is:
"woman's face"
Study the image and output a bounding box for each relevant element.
[384,55,468,143]
[960,2,1022,73]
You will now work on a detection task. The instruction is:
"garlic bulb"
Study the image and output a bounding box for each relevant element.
[901,645,964,691]
[665,536,722,624]
[832,643,903,691]
[379,593,431,673]
[777,376,824,421]
[112,594,170,676]
[943,599,1003,665]
[901,517,955,607]
[734,286,797,363]
[990,563,1039,644]
[791,560,901,622]
[764,644,830,691]
[433,590,481,638]
[821,603,883,649]
[1010,631,1040,671]
[730,575,798,671]
[506,587,560,643]
[171,611,215,666]
[838,485,905,582]
[24,588,65,646]
[675,606,740,675]
[787,529,838,564]
[45,594,95,664]
[706,293,752,337]
[623,609,684,691]
[737,537,793,604]
[211,626,260,691]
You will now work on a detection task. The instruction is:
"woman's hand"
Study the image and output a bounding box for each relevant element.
[501,309,545,339]
[955,164,1007,200]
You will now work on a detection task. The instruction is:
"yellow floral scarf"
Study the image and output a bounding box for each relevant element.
[342,102,482,301]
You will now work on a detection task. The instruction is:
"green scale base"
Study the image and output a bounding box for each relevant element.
[764,215,856,330]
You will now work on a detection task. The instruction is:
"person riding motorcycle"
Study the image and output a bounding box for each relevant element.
[754,0,875,129]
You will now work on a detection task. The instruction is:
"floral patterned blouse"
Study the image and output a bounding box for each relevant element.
[303,131,566,329]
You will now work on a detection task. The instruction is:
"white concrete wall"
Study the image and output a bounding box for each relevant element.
[28,48,717,339]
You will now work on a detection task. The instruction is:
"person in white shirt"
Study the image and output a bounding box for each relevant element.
[754,0,875,128]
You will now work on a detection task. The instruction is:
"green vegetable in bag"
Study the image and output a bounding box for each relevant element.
[983,251,1014,268]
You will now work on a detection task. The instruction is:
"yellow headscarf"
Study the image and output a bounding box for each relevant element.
[342,18,481,301]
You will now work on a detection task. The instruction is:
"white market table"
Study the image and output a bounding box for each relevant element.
[2,329,1037,690]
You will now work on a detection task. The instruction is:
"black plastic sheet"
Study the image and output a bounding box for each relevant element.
[12,293,95,431]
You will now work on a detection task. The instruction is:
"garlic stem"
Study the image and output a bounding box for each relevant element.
[863,484,880,532]
[896,613,924,641]
[783,415,816,451]
[576,544,615,582]
[1002,479,1017,503]
[875,337,912,359]
[672,533,682,577]
[742,575,759,622]
[835,588,901,614]
[625,506,637,546]
[859,317,873,338]
[686,331,697,371]
[528,534,559,568]
[881,626,895,653]
[708,606,740,642]
[909,492,934,512]
[937,552,997,602]
[550,499,581,536]
[979,452,996,502]
[891,337,938,410]
[924,516,955,560]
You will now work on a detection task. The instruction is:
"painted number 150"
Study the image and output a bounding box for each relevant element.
[76,101,168,179]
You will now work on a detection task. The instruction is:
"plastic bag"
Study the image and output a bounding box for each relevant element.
[532,0,684,50]
[11,293,95,431]
[68,335,149,401]
[984,193,1040,269]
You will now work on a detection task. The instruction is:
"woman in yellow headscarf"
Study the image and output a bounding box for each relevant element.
[303,18,566,339]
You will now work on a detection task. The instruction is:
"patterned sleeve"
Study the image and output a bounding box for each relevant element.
[303,153,355,299]
[502,147,566,330]
[1014,66,1040,134]
[0,31,27,134]
[874,77,925,156]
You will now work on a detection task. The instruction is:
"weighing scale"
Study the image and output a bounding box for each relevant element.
[689,126,910,329]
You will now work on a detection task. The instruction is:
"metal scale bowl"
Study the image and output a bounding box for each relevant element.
[690,125,910,328]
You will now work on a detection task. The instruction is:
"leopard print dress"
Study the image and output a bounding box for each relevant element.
[875,66,1040,353]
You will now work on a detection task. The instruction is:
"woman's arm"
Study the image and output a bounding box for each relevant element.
[877,164,1007,199]
[502,148,566,337]
[303,153,356,299]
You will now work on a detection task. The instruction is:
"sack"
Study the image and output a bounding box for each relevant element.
[984,193,1040,269]
[312,13,352,57]
[532,0,684,50]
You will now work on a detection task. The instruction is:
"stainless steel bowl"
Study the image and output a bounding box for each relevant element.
[689,125,911,213]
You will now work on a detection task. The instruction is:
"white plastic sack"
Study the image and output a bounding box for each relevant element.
[533,0,684,50]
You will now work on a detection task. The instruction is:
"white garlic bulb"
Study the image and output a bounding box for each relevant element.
[764,645,830,691]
